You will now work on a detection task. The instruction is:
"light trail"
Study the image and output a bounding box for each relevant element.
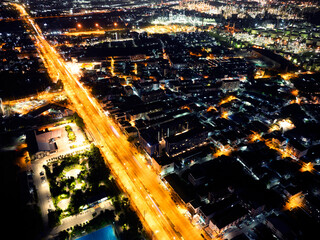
[111,126,120,138]
[13,3,209,240]
[133,156,143,169]
[148,194,164,217]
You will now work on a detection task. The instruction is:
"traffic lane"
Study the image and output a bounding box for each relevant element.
[119,151,203,239]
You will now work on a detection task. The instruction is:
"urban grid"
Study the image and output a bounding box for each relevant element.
[1,0,320,240]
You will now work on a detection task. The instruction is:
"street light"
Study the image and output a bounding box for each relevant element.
[77,23,82,29]
[95,23,99,28]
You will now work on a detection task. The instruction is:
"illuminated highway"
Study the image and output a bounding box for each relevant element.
[12,3,209,240]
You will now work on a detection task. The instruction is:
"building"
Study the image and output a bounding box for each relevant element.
[197,195,239,226]
[138,128,159,157]
[208,204,247,234]
[188,164,207,186]
[221,79,241,91]
[165,127,208,157]
[26,129,61,159]
[151,156,175,176]
[265,214,298,240]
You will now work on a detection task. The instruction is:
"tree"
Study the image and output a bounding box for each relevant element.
[86,145,110,185]
[69,190,87,214]
[73,112,85,129]
[48,209,62,228]
[57,230,69,240]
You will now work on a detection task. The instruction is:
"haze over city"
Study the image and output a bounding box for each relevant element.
[1,0,320,240]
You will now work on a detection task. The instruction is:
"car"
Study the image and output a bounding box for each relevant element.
[40,171,44,176]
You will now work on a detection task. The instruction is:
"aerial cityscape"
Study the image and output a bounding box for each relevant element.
[1,0,320,239]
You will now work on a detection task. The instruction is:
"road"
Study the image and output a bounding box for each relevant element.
[32,157,53,229]
[50,200,114,236]
[2,91,65,106]
[13,3,210,240]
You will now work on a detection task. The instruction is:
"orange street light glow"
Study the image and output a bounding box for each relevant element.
[214,145,233,158]
[249,131,263,143]
[284,192,305,211]
[300,162,314,173]
[181,105,191,111]
[269,119,295,133]
[291,89,299,96]
[221,110,229,119]
[281,73,298,81]
[207,106,217,112]
[219,95,237,106]
[268,124,280,133]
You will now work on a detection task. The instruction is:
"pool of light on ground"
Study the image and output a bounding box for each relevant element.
[76,225,117,240]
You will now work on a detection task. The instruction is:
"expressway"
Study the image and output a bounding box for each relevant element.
[12,3,210,240]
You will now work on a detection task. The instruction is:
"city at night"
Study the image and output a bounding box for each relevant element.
[1,0,320,239]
